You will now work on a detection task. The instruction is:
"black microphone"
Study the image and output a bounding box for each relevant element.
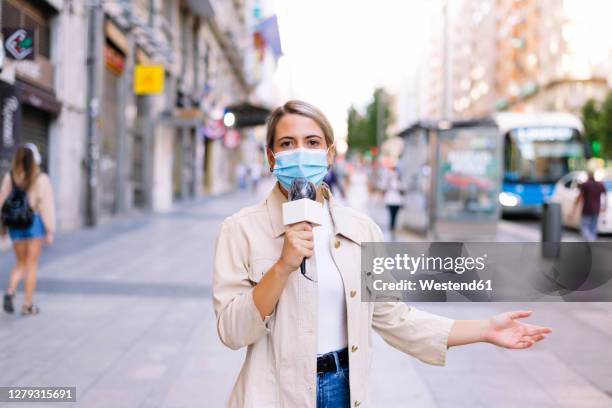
[288,178,317,280]
[288,178,316,201]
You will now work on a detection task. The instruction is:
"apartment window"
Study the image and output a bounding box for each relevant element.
[2,0,53,58]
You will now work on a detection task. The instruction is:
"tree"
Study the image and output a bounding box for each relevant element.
[600,93,612,159]
[346,88,393,153]
[581,91,612,160]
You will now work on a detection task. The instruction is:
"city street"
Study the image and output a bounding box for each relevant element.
[1,178,612,407]
[1,0,611,406]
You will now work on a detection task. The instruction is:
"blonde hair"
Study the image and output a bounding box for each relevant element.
[266,100,334,149]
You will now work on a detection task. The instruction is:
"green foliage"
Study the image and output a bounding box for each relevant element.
[581,91,612,160]
[347,88,393,153]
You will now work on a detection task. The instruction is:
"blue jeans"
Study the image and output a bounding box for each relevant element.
[316,349,350,408]
[581,214,599,242]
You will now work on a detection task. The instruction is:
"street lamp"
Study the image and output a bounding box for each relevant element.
[223,111,236,127]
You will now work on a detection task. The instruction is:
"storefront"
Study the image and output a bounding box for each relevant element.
[15,80,60,171]
[168,112,201,201]
[99,20,127,218]
[1,0,61,174]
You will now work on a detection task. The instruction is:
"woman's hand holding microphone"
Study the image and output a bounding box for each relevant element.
[253,221,315,321]
[276,222,314,277]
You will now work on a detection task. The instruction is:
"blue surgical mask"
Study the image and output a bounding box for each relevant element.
[271,147,330,190]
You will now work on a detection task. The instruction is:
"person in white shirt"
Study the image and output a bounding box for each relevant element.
[383,167,404,241]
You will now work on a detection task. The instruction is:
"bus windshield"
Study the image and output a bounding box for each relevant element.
[504,127,584,183]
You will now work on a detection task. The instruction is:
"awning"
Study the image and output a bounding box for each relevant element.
[158,109,204,128]
[15,80,62,115]
[225,102,271,128]
[186,0,214,17]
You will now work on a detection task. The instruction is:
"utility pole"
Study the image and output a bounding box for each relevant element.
[376,89,385,150]
[441,0,450,119]
[116,0,135,214]
[85,0,102,226]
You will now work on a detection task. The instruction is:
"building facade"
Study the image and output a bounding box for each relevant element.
[494,0,612,113]
[417,0,612,121]
[1,0,278,233]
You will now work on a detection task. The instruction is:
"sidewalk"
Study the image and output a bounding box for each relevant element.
[0,178,611,407]
[0,184,270,408]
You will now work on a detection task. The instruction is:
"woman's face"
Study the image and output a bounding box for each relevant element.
[266,113,335,170]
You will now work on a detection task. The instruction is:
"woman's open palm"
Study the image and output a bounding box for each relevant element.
[486,310,552,349]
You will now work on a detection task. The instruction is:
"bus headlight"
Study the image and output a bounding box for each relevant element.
[499,192,521,207]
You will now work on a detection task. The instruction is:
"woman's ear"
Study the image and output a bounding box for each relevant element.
[266,147,276,171]
[326,144,336,167]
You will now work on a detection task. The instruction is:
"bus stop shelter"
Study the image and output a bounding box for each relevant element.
[398,119,502,241]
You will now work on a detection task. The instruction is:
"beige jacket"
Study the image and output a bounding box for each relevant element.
[212,183,454,407]
[0,172,56,234]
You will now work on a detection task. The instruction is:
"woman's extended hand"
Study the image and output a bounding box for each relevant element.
[484,310,552,349]
[277,221,314,276]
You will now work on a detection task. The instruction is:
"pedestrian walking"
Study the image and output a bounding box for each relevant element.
[573,169,607,241]
[323,165,345,199]
[1,144,55,316]
[212,100,551,408]
[383,166,404,241]
[249,161,262,193]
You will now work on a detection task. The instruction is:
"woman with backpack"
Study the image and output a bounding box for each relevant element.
[0,144,55,316]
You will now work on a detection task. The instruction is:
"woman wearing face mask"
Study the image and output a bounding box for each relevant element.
[212,100,551,408]
[1,144,55,316]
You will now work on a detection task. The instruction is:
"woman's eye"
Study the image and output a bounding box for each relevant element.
[280,141,291,148]
[308,140,320,146]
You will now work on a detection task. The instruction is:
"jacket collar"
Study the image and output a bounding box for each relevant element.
[266,182,362,244]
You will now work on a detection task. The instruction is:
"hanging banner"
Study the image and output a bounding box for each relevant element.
[203,119,225,140]
[0,81,21,170]
[223,128,241,149]
[134,64,165,95]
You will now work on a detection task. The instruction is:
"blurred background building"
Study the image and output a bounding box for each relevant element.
[413,0,612,121]
[0,0,282,232]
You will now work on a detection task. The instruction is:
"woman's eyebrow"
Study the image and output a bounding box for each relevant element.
[305,134,323,139]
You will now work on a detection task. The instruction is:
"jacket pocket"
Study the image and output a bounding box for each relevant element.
[248,258,276,285]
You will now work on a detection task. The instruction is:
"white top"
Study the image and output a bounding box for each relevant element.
[384,171,403,205]
[313,200,348,354]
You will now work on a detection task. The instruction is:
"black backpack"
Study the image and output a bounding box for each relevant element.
[1,172,35,229]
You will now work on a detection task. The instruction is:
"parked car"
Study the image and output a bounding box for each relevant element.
[551,169,612,233]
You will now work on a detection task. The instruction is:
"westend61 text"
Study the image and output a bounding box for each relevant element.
[372,279,493,292]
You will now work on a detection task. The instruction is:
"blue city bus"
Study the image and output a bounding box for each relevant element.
[493,112,586,214]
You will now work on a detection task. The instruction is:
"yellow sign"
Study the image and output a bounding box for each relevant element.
[134,64,164,95]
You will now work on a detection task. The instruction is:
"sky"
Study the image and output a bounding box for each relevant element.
[270,0,431,148]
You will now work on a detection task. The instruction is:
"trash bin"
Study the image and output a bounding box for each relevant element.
[541,202,562,258]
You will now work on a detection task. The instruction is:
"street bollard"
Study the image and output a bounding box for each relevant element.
[541,202,562,258]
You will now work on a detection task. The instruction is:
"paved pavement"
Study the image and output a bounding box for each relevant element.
[1,176,611,407]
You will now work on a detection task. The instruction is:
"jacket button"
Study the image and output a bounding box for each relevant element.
[350,290,357,298]
[351,345,358,352]
[354,401,361,407]
[334,238,341,248]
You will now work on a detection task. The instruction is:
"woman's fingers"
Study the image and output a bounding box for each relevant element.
[523,324,552,336]
[290,222,312,231]
[294,231,314,241]
[294,238,314,251]
[520,333,546,343]
[509,310,532,320]
[515,340,534,349]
